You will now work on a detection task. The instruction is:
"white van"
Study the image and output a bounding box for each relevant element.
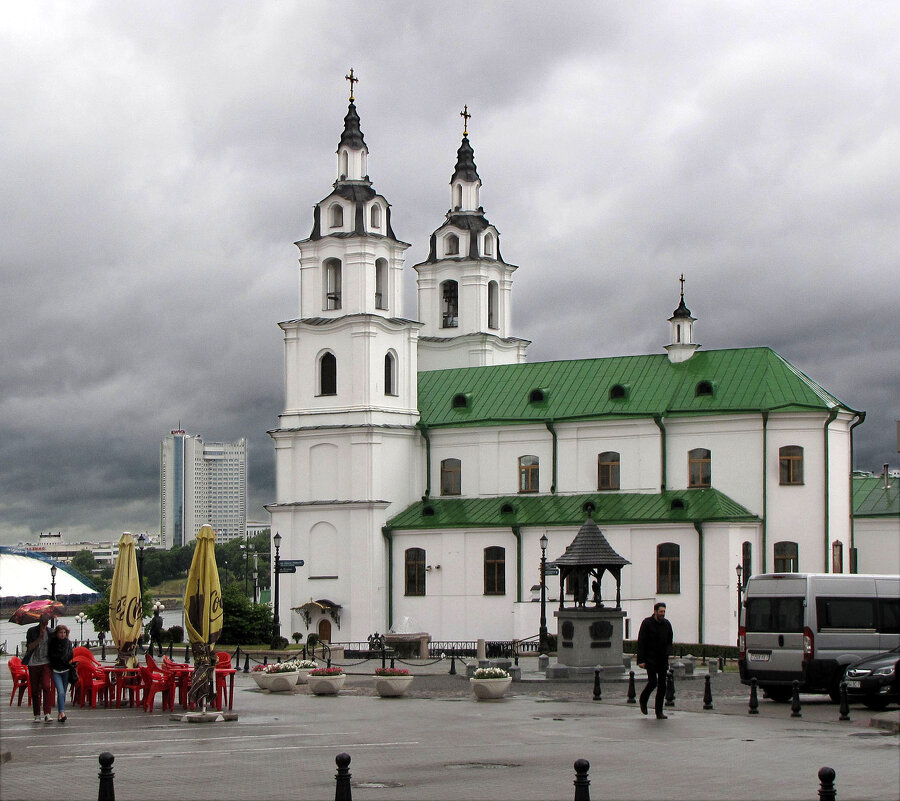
[738,573,900,702]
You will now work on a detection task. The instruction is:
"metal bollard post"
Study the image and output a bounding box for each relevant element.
[791,680,802,717]
[263,655,268,666]
[327,656,332,668]
[168,642,173,658]
[244,653,251,674]
[334,752,352,801]
[592,669,602,701]
[703,674,714,710]
[97,752,116,801]
[573,758,591,801]
[748,677,759,714]
[15,644,19,657]
[665,669,675,707]
[838,682,850,721]
[101,641,107,661]
[449,654,456,675]
[626,670,636,703]
[185,645,191,664]
[390,656,395,669]
[381,646,386,670]
[817,766,836,801]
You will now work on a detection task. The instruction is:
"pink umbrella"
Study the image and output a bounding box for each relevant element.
[8,599,65,625]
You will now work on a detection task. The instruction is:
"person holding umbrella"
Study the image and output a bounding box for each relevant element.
[24,612,54,723]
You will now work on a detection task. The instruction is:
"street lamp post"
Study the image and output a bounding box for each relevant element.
[252,553,259,604]
[539,534,549,654]
[75,611,87,643]
[735,563,744,644]
[50,564,57,601]
[272,532,282,647]
[241,543,254,599]
[137,533,147,590]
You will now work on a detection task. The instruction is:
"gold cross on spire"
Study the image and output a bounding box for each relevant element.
[679,273,685,299]
[460,105,471,136]
[345,68,358,102]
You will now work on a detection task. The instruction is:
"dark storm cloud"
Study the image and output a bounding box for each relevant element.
[1,1,898,544]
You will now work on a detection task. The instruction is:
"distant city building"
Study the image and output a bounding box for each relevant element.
[246,520,271,538]
[160,430,248,548]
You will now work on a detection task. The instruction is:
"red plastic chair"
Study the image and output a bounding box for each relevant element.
[214,652,234,710]
[73,646,98,664]
[7,657,31,706]
[139,666,174,713]
[74,660,109,708]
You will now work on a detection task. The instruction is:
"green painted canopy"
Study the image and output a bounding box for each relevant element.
[387,489,758,530]
[417,347,856,428]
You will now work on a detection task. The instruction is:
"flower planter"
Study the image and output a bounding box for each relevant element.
[470,676,512,700]
[373,674,414,697]
[307,673,346,696]
[253,671,300,692]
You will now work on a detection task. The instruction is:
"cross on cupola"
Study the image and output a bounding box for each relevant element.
[345,68,358,102]
[460,105,471,136]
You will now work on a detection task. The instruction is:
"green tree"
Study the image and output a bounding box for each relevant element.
[218,583,273,645]
[70,549,98,574]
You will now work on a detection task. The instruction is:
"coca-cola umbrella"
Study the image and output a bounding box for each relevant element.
[109,532,143,668]
[8,599,65,625]
[184,525,223,711]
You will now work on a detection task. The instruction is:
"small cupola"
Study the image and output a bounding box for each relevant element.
[335,69,368,182]
[449,106,482,212]
[665,275,699,363]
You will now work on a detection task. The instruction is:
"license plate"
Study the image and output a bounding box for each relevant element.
[844,680,861,689]
[748,652,770,662]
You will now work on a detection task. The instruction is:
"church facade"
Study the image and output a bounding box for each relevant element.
[266,94,866,648]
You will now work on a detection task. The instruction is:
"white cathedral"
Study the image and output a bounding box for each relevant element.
[265,90,873,648]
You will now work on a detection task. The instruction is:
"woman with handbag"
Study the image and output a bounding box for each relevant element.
[48,624,75,723]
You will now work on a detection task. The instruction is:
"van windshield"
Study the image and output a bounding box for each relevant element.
[745,596,804,632]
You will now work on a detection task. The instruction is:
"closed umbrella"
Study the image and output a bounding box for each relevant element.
[184,525,223,710]
[109,532,143,668]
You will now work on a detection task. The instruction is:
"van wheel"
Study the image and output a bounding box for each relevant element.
[763,686,792,703]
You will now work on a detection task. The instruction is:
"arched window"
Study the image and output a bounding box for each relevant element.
[441,280,459,328]
[779,445,804,485]
[330,204,343,228]
[319,352,337,396]
[598,451,620,490]
[609,384,627,400]
[688,448,711,488]
[384,352,396,396]
[453,184,462,210]
[519,455,539,493]
[370,204,381,229]
[440,458,461,496]
[488,280,498,329]
[484,546,506,595]
[774,541,799,573]
[405,547,426,596]
[695,380,714,397]
[375,258,387,310]
[484,233,494,257]
[445,234,459,256]
[657,543,680,594]
[339,151,348,178]
[742,541,752,585]
[324,259,342,310]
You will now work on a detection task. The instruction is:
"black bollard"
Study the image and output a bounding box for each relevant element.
[593,669,602,701]
[15,644,19,657]
[168,642,173,659]
[665,669,675,707]
[244,653,251,674]
[626,670,636,704]
[327,656,332,668]
[98,752,116,801]
[381,646,386,670]
[390,656,395,669]
[449,653,456,675]
[791,680,802,717]
[335,752,352,801]
[101,641,107,661]
[185,644,191,664]
[573,758,591,801]
[838,682,850,721]
[263,655,268,666]
[703,674,714,710]
[748,677,759,714]
[817,766,836,801]
[234,646,241,667]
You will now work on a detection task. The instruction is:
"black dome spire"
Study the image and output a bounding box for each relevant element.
[338,102,366,151]
[451,136,480,183]
[672,274,692,318]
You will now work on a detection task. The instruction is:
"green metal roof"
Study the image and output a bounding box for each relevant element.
[417,347,857,428]
[852,476,900,517]
[387,489,759,530]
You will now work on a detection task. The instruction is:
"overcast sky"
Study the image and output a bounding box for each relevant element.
[2,1,898,546]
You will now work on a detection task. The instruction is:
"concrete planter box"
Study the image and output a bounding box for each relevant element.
[308,673,346,695]
[373,674,414,697]
[296,668,316,685]
[470,676,512,700]
[253,671,299,692]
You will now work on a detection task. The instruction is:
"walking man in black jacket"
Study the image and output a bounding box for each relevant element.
[637,602,674,719]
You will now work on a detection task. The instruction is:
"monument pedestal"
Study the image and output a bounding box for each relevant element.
[549,607,626,678]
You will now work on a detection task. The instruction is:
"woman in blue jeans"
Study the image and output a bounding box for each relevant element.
[48,624,74,723]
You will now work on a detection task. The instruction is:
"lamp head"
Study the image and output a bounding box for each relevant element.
[50,564,57,578]
[539,534,548,550]
[735,563,743,580]
[274,532,282,548]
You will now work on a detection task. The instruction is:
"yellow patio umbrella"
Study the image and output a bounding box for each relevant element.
[184,525,223,710]
[109,532,143,668]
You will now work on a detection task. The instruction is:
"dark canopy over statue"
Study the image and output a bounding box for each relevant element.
[549,510,630,610]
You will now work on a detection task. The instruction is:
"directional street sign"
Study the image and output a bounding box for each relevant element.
[280,559,305,567]
[277,565,297,574]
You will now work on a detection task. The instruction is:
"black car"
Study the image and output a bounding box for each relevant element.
[843,645,900,710]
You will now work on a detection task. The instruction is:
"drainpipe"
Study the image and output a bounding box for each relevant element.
[848,412,866,572]
[823,408,839,572]
[417,423,431,499]
[544,421,558,494]
[761,411,769,573]
[653,415,667,491]
[381,526,394,630]
[511,526,523,603]
[693,521,704,644]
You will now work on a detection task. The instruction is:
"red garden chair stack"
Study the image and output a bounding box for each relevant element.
[7,657,31,707]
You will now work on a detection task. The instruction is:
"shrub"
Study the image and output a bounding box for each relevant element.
[309,667,343,676]
[375,667,409,676]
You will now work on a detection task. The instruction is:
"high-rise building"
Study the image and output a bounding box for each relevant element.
[160,430,247,548]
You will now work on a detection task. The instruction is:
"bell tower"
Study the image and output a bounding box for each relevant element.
[664,275,699,363]
[414,107,529,371]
